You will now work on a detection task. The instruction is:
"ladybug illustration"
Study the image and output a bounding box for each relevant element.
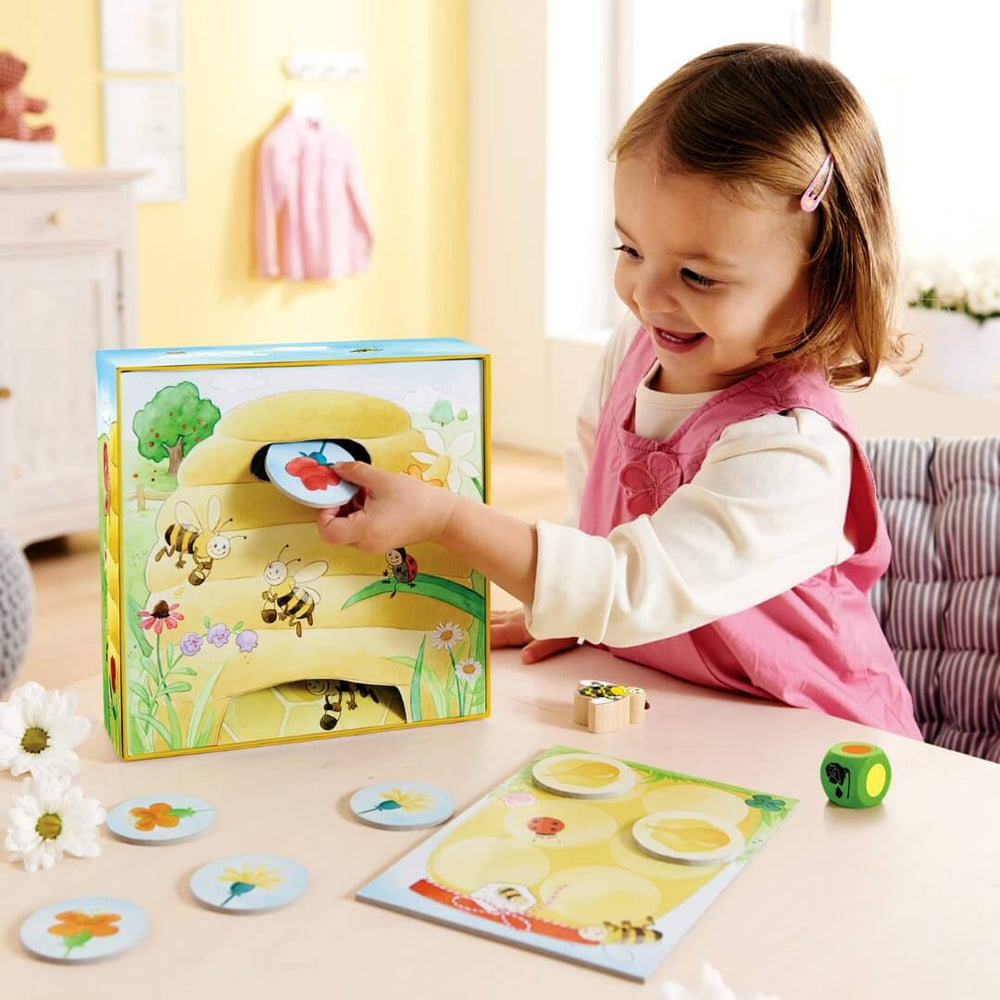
[527,816,565,839]
[383,547,418,597]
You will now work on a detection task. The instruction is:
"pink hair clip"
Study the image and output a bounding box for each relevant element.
[800,152,834,212]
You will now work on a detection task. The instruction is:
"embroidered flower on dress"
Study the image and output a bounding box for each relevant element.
[619,451,682,518]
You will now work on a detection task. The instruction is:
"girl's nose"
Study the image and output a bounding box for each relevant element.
[633,275,680,315]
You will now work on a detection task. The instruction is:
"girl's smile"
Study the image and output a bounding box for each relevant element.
[651,327,707,352]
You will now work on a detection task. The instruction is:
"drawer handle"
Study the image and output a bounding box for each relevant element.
[46,210,67,227]
[0,387,11,399]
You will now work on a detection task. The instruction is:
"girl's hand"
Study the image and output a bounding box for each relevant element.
[490,608,579,664]
[316,462,457,552]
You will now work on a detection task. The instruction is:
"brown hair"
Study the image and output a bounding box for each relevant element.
[611,43,913,387]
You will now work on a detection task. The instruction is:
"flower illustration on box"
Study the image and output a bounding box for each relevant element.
[137,600,183,634]
[454,659,482,686]
[178,619,257,657]
[128,604,254,754]
[206,623,230,647]
[410,429,478,492]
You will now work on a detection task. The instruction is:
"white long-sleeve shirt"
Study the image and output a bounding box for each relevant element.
[525,314,856,646]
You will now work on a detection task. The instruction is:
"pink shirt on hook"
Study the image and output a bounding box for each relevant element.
[255,111,373,281]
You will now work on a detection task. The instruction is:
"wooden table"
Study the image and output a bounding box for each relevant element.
[3,647,998,999]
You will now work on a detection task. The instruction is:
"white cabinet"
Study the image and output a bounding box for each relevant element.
[0,171,142,546]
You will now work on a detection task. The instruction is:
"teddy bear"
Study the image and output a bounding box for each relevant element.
[0,51,55,142]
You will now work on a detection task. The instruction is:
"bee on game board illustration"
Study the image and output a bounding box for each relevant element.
[155,495,244,586]
[260,545,328,637]
[580,917,663,946]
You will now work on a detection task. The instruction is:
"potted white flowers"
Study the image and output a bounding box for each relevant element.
[902,256,1000,395]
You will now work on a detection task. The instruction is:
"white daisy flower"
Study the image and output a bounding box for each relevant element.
[411,429,478,492]
[5,772,106,873]
[429,622,465,651]
[454,659,483,685]
[0,681,92,780]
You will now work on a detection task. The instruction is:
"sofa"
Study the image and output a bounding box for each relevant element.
[864,437,1000,763]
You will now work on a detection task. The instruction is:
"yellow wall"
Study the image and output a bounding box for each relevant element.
[0,0,468,347]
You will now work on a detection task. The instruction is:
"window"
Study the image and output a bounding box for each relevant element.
[545,0,811,343]
[545,0,996,343]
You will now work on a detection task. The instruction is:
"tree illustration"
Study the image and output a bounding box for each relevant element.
[428,399,456,426]
[133,382,220,475]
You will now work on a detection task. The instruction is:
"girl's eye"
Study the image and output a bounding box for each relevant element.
[612,243,640,260]
[682,268,718,289]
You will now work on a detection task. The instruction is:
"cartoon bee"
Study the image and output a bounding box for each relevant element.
[471,883,536,916]
[579,681,628,701]
[496,886,530,910]
[580,917,662,946]
[304,679,380,730]
[260,545,328,637]
[383,547,418,597]
[155,496,244,586]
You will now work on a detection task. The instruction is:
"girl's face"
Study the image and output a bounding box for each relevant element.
[613,155,816,394]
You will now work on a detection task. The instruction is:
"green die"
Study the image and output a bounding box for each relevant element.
[820,741,891,808]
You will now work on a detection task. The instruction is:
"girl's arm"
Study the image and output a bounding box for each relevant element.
[318,316,638,616]
[525,408,854,646]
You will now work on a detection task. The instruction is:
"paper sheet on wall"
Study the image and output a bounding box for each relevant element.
[103,80,186,203]
[101,0,183,74]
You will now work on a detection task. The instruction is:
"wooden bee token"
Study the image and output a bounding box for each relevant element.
[574,680,648,733]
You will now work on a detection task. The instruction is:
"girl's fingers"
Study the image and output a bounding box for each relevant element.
[331,461,383,488]
[490,609,521,624]
[490,616,533,648]
[521,636,579,664]
[315,506,365,545]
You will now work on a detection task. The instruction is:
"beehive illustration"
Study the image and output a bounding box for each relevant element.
[137,389,482,750]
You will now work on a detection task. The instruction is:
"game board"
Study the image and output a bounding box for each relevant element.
[357,745,797,981]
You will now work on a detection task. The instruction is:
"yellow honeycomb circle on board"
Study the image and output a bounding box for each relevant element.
[429,838,551,894]
[641,783,751,825]
[537,866,661,926]
[502,799,618,849]
[607,827,725,883]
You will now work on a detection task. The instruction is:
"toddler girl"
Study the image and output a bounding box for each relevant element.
[317,43,922,740]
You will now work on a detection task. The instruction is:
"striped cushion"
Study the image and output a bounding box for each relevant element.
[864,437,1000,762]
